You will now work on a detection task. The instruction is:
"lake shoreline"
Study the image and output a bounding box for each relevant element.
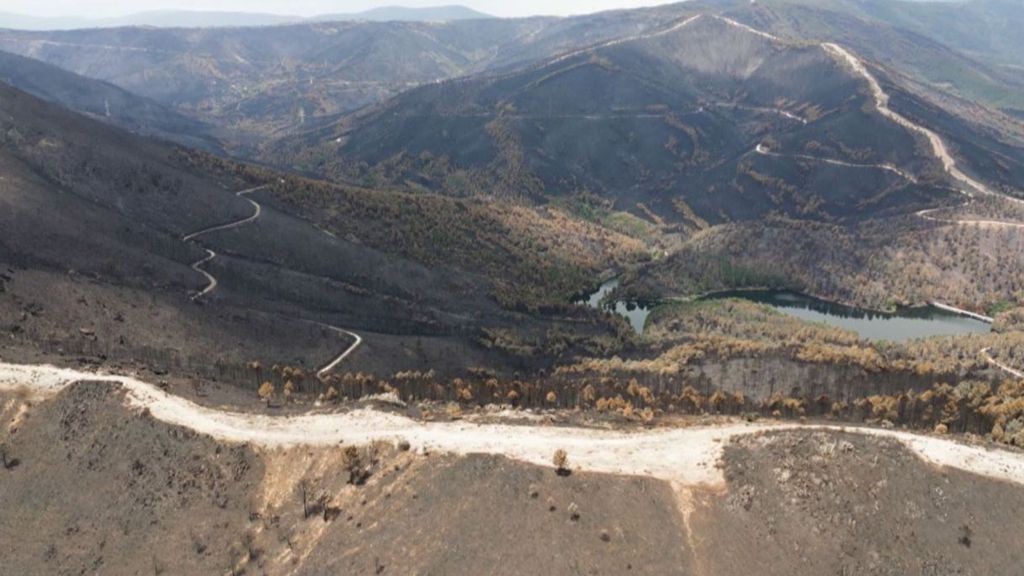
[699,289,992,342]
[577,276,995,340]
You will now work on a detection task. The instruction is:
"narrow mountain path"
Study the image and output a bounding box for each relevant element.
[711,102,807,125]
[915,207,1024,230]
[180,184,363,375]
[182,185,265,243]
[541,14,703,69]
[187,249,218,299]
[2,361,1023,488]
[981,347,1024,380]
[312,323,363,379]
[754,143,916,181]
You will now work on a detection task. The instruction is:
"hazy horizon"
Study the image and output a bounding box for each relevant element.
[1,1,680,19]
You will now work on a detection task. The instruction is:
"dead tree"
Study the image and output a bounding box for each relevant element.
[297,479,312,519]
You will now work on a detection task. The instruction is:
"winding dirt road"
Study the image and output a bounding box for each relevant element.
[182,186,265,243]
[180,184,363,375]
[822,42,1024,225]
[714,102,807,125]
[182,185,265,300]
[2,360,1023,488]
[313,323,363,379]
[541,14,703,69]
[186,249,218,299]
[823,44,991,200]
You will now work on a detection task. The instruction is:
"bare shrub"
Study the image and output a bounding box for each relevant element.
[958,524,973,548]
[258,381,275,407]
[553,448,570,476]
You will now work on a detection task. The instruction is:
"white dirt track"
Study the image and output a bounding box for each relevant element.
[2,361,1023,489]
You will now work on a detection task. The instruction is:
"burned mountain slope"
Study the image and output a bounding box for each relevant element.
[281,15,954,225]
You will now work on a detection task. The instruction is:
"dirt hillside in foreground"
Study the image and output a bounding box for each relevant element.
[694,431,1024,575]
[2,383,1023,575]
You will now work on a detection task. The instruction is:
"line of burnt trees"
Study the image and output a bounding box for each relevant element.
[248,362,1023,444]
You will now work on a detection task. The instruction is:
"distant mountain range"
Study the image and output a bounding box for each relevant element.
[316,6,494,23]
[0,5,493,30]
[0,9,666,150]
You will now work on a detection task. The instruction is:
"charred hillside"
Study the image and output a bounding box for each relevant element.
[0,82,643,384]
[278,15,957,225]
[0,12,690,149]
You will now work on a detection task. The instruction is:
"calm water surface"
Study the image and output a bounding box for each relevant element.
[577,281,992,341]
[704,290,991,342]
[577,279,653,333]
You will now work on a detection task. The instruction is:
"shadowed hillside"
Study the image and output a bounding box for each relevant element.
[0,81,645,383]
[0,50,222,152]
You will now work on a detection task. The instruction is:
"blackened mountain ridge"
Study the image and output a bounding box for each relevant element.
[702,0,1024,113]
[276,14,959,225]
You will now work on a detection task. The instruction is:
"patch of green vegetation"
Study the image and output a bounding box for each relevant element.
[987,300,1016,318]
[601,211,657,240]
[701,256,792,294]
[552,195,659,243]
